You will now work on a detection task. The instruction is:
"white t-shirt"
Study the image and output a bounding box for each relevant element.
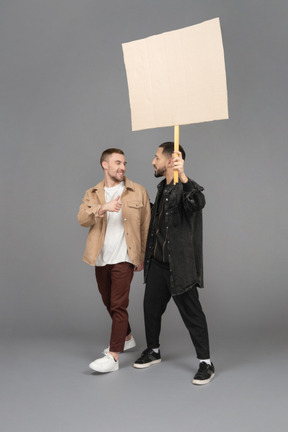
[96,182,132,266]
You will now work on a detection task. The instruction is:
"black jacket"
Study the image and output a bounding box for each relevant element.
[144,178,205,296]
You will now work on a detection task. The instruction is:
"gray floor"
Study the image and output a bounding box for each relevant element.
[1,330,287,432]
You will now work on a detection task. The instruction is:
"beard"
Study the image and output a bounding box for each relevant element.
[109,172,125,183]
[111,176,122,183]
[154,167,166,178]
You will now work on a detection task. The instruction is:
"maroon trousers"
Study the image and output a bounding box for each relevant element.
[95,262,134,353]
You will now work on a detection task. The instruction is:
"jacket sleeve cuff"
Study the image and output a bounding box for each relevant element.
[87,204,102,216]
[182,179,195,192]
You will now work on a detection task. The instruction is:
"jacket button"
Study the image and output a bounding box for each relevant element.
[124,218,127,221]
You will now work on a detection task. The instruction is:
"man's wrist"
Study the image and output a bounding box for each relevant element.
[98,205,106,216]
[179,173,189,183]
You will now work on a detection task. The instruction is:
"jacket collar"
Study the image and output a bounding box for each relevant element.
[157,178,167,192]
[157,178,204,193]
[157,178,176,194]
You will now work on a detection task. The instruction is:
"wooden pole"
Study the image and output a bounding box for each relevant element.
[174,125,180,184]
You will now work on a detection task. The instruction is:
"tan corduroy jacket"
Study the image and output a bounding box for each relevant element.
[77,177,151,266]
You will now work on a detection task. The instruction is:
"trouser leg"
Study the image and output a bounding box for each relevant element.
[144,259,171,349]
[173,286,210,359]
[95,265,112,314]
[95,262,134,353]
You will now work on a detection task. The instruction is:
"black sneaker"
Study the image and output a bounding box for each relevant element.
[193,362,215,385]
[133,348,162,369]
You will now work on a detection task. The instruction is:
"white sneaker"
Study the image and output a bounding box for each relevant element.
[89,353,119,373]
[103,336,136,355]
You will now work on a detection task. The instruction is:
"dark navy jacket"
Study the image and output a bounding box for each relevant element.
[144,178,205,296]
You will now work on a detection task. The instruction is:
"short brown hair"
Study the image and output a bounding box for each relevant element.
[100,148,125,168]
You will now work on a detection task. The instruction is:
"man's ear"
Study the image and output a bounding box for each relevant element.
[167,157,173,168]
[102,160,108,170]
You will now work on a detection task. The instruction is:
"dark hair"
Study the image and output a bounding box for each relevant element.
[159,142,186,160]
[100,148,125,167]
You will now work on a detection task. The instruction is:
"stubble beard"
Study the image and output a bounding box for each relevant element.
[109,172,125,184]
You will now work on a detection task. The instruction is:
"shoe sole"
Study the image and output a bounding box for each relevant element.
[193,372,215,385]
[89,363,119,373]
[133,359,162,369]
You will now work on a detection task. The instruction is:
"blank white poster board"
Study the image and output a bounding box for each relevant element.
[122,18,229,131]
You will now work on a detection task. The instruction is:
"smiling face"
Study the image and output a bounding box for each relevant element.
[152,147,171,178]
[102,153,127,184]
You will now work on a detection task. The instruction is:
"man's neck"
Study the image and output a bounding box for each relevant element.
[165,171,174,185]
[104,177,123,188]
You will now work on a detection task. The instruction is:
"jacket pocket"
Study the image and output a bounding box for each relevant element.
[169,208,182,227]
[126,200,144,220]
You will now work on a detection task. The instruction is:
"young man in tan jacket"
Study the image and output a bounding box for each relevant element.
[77,148,150,373]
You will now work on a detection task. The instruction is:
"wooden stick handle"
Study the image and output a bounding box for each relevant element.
[174,125,179,184]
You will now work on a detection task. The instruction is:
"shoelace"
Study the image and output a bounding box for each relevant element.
[196,362,210,377]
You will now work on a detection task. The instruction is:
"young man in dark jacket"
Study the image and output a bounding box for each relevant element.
[133,142,215,385]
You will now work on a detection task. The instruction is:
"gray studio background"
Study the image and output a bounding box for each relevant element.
[1,1,287,431]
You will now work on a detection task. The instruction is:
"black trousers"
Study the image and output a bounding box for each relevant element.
[144,259,210,359]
